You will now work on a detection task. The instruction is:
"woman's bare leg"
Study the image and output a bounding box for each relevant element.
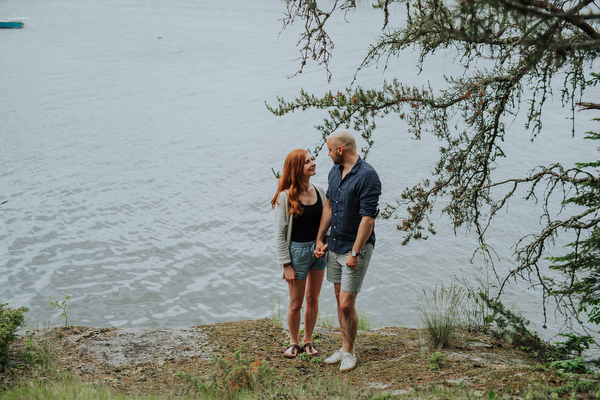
[303,269,325,348]
[284,279,307,356]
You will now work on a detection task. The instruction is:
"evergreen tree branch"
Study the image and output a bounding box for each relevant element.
[274,0,600,335]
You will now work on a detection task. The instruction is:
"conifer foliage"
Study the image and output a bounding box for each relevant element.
[269,1,600,332]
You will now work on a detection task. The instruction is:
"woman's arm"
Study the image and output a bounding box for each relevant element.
[274,191,292,266]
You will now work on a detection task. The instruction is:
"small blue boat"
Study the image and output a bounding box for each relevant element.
[0,21,24,29]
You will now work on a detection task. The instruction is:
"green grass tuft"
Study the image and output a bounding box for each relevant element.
[414,283,464,349]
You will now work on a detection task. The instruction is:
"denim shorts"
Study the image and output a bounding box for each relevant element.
[326,243,373,293]
[289,240,327,280]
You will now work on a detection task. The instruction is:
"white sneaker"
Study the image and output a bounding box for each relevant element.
[324,348,344,364]
[339,352,357,372]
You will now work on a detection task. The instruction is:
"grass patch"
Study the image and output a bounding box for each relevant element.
[4,372,596,400]
[270,293,282,328]
[414,283,464,349]
[2,378,125,400]
[23,330,54,368]
[317,308,336,328]
[3,319,600,399]
[358,309,376,330]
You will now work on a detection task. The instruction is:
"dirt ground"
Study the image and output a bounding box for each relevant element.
[4,318,592,398]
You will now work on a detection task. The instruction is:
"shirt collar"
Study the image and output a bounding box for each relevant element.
[337,156,363,176]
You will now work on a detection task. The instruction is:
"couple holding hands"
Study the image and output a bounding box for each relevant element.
[271,129,381,372]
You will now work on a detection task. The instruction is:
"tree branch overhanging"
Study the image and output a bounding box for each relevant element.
[272,0,600,336]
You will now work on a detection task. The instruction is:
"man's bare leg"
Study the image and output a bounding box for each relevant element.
[338,289,358,353]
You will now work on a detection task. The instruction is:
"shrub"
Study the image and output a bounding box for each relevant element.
[213,349,275,393]
[0,303,28,370]
[428,351,444,369]
[181,347,281,396]
[48,293,70,328]
[414,283,464,349]
[550,357,590,374]
[480,295,552,356]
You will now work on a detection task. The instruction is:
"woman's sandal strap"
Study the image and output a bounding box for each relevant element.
[303,342,318,355]
[283,344,302,358]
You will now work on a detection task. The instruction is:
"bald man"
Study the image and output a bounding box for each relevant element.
[314,129,382,372]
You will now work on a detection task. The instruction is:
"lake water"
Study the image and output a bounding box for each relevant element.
[1,0,597,339]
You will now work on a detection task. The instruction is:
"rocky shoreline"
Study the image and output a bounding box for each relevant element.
[6,318,586,398]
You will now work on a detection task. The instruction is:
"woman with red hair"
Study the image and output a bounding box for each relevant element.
[272,149,327,358]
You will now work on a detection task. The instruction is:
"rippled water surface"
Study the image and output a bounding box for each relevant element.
[1,0,597,335]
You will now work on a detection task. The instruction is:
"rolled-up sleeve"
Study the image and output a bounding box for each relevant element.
[359,171,382,218]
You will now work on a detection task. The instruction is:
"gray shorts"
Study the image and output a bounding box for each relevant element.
[289,240,327,280]
[326,243,373,293]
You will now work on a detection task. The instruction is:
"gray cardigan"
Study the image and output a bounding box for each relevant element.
[273,184,328,269]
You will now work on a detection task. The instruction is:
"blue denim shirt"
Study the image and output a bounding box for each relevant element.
[326,157,382,254]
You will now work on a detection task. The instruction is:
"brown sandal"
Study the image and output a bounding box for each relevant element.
[283,344,302,359]
[303,342,319,356]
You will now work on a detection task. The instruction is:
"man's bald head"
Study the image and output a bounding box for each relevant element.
[326,129,359,167]
[327,129,356,151]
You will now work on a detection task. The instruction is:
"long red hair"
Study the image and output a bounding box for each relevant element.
[271,149,309,217]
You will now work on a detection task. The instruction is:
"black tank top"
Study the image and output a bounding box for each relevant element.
[291,189,323,242]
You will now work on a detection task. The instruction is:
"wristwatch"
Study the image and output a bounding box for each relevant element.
[351,249,358,257]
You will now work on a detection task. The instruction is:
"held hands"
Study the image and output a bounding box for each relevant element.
[314,239,328,259]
